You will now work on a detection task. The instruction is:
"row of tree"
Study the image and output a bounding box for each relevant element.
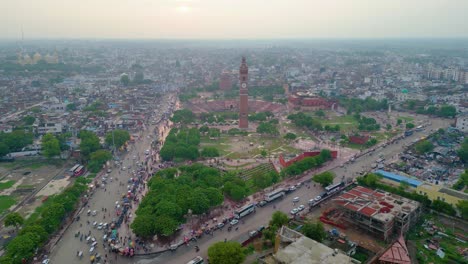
[355,114,380,131]
[281,150,333,177]
[0,177,88,264]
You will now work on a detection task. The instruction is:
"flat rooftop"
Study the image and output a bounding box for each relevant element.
[273,236,354,264]
[335,186,420,223]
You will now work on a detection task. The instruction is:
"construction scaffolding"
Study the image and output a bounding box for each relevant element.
[333,186,421,241]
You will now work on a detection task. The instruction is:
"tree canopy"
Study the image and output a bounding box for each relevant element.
[269,211,289,229]
[171,109,195,124]
[312,171,335,187]
[302,221,327,242]
[281,150,332,177]
[208,241,246,264]
[132,164,225,237]
[41,133,60,158]
[160,127,200,161]
[414,140,434,155]
[256,121,279,135]
[4,212,24,229]
[458,138,468,164]
[105,129,130,149]
[287,112,322,131]
[78,130,101,160]
[0,130,34,155]
[88,150,112,173]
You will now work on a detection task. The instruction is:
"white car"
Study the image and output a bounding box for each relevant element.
[230,219,239,225]
[290,208,299,215]
[97,223,103,230]
[298,205,305,211]
[292,197,300,203]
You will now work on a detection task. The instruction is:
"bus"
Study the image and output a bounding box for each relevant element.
[186,256,204,264]
[234,203,255,219]
[74,165,85,176]
[325,182,344,195]
[69,164,80,175]
[264,188,285,202]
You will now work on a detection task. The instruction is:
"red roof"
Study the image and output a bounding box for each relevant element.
[360,206,377,217]
[340,193,355,199]
[345,204,359,211]
[355,186,373,194]
[378,236,411,264]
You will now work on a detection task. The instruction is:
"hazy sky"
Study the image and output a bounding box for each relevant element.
[2,0,468,39]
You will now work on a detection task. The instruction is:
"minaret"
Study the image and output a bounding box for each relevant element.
[239,57,249,129]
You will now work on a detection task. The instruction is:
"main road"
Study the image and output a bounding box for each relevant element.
[124,117,451,264]
[49,94,176,264]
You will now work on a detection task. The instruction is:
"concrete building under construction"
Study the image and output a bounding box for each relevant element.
[334,186,421,241]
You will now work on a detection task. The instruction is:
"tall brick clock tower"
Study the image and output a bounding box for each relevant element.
[239,57,249,129]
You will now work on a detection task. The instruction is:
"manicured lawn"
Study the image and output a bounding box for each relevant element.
[0,196,16,214]
[0,180,15,190]
[399,116,414,122]
[317,115,359,133]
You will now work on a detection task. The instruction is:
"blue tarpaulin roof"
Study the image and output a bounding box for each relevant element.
[375,170,422,187]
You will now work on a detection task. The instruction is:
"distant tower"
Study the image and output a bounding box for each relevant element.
[219,70,232,90]
[239,57,249,129]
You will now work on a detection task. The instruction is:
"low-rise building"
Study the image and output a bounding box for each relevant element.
[455,113,468,132]
[259,226,357,264]
[334,186,421,241]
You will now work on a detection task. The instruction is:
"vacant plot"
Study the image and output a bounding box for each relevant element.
[0,195,16,214]
[0,180,15,190]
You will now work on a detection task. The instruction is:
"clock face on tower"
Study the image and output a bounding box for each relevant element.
[241,83,247,89]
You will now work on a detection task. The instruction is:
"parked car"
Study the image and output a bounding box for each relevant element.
[217,222,225,229]
[249,230,259,237]
[258,200,267,207]
[298,205,305,211]
[230,219,239,225]
[290,208,299,215]
[292,197,300,203]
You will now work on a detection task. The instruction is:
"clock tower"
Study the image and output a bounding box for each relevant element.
[239,57,249,129]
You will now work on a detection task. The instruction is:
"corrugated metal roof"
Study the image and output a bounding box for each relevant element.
[375,170,422,187]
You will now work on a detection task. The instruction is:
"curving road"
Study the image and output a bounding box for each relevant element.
[124,116,451,264]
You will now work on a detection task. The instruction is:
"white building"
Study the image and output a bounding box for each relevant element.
[35,123,63,135]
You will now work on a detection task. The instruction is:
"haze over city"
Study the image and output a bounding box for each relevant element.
[0,1,468,264]
[2,0,468,39]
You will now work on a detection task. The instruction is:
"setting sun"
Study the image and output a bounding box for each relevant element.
[177,5,191,13]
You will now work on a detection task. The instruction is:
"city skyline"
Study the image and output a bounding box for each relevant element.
[1,0,468,39]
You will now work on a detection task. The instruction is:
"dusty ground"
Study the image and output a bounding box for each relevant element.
[0,160,70,217]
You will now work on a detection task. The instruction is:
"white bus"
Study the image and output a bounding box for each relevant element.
[69,164,80,174]
[264,188,285,202]
[186,256,204,264]
[325,182,344,195]
[234,203,255,219]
